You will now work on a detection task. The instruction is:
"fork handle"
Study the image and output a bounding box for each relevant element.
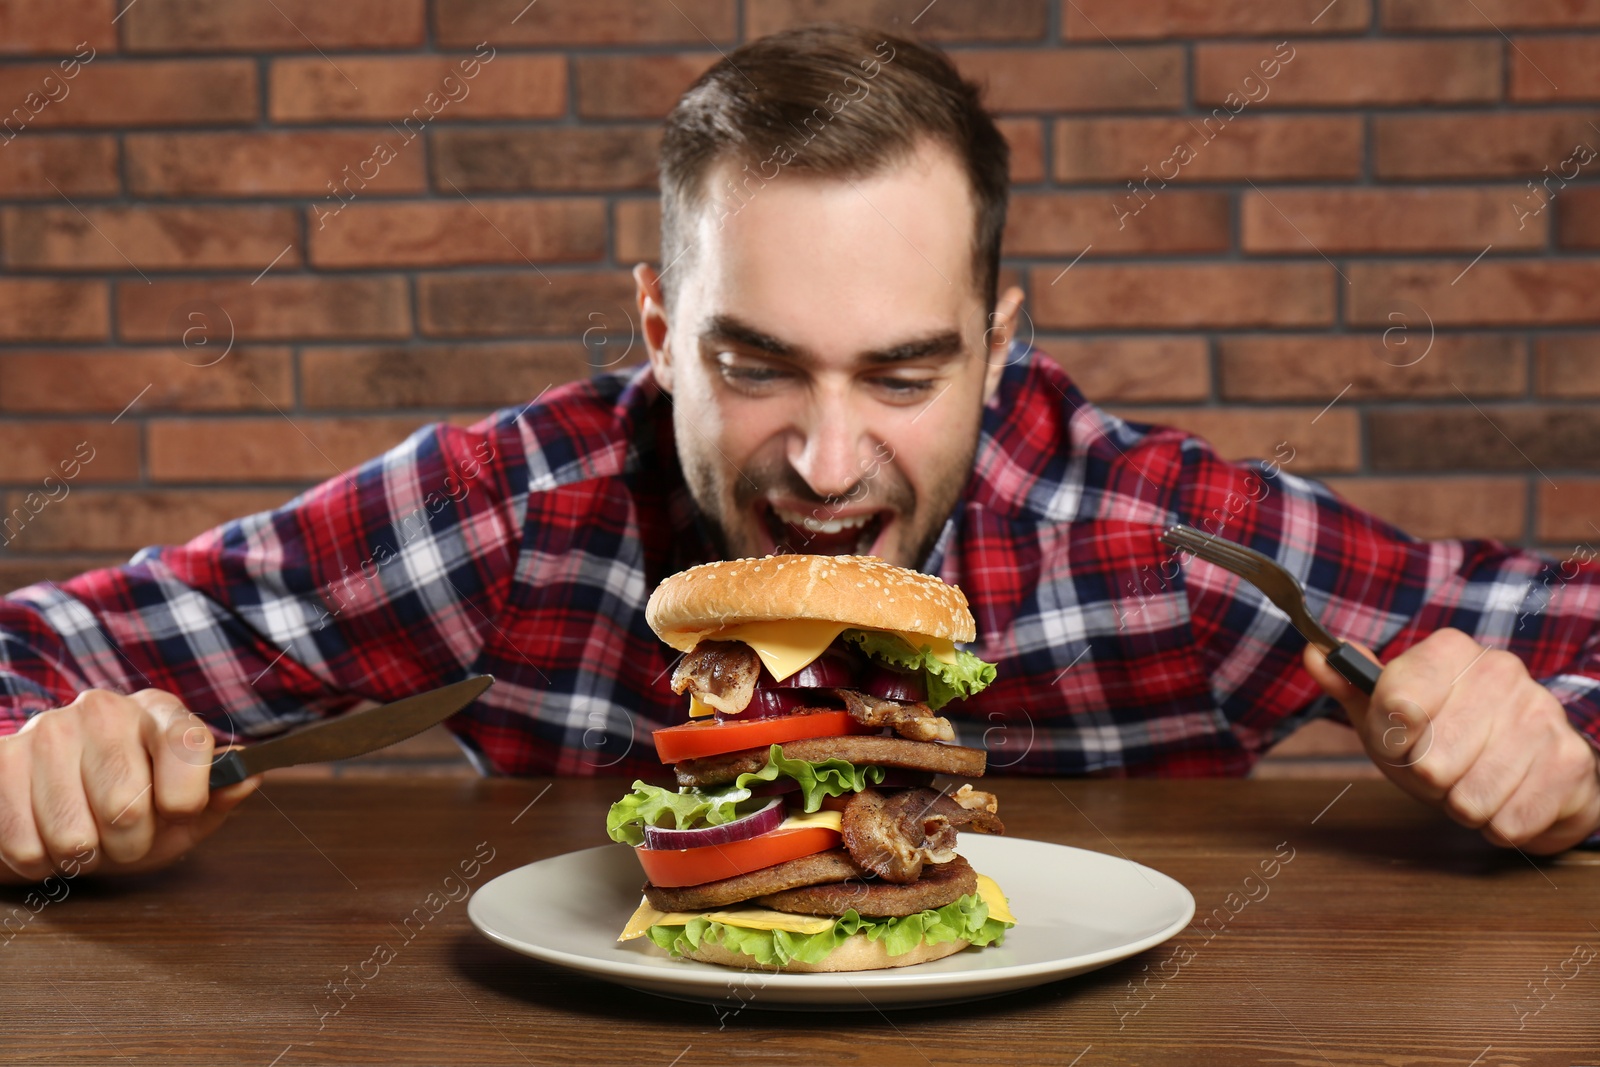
[1325,642,1382,696]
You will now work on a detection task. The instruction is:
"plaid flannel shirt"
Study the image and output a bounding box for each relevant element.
[4,344,1600,786]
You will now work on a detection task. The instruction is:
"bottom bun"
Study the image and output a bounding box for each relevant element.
[672,934,971,973]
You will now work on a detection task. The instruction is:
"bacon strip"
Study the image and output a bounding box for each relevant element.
[670,640,761,714]
[841,787,1005,884]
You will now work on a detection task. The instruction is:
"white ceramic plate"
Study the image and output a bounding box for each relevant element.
[467,835,1195,1010]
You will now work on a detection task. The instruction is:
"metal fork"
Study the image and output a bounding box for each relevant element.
[1159,524,1383,695]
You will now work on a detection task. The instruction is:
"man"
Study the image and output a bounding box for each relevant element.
[1,25,1597,886]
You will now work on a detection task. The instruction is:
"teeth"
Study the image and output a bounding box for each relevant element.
[772,505,872,535]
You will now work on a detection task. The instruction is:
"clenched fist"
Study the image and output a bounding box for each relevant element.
[0,688,260,884]
[1305,628,1600,854]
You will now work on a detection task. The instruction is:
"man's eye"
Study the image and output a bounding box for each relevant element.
[722,364,785,384]
[873,377,935,396]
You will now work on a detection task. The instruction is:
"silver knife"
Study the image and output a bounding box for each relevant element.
[208,675,494,787]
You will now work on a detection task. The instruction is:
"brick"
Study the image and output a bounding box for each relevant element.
[1369,406,1600,472]
[0,61,256,130]
[433,128,660,193]
[1385,0,1600,31]
[1031,264,1334,329]
[1036,337,1210,402]
[575,53,713,120]
[0,422,137,484]
[0,0,116,54]
[1196,40,1500,107]
[1241,188,1544,254]
[1107,405,1360,473]
[418,272,637,338]
[117,278,410,343]
[1536,335,1600,398]
[1004,191,1230,256]
[435,0,734,46]
[1054,116,1362,183]
[0,135,118,197]
[309,200,606,269]
[0,280,106,341]
[1323,476,1528,541]
[954,48,1183,112]
[0,348,292,413]
[1536,481,1600,542]
[1375,113,1600,179]
[747,0,1047,39]
[0,488,290,552]
[1066,0,1369,39]
[123,0,423,51]
[997,118,1044,184]
[0,557,127,596]
[1349,262,1600,327]
[1219,335,1525,401]
[271,55,565,123]
[2,206,299,271]
[302,344,615,409]
[615,198,661,262]
[127,132,427,199]
[1557,188,1600,249]
[1510,37,1600,102]
[149,417,433,482]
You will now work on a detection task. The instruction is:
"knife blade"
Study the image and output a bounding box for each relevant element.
[209,675,494,788]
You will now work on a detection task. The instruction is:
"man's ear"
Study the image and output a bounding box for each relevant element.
[634,262,673,393]
[983,285,1026,402]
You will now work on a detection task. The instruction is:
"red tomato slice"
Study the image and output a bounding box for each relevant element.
[652,710,868,763]
[635,825,842,887]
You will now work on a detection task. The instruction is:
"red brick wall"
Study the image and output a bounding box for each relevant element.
[1,0,1597,607]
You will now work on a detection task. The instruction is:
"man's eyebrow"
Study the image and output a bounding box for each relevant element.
[860,330,965,365]
[702,315,799,358]
[701,315,966,365]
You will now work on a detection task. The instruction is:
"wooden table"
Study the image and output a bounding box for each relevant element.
[5,777,1598,1065]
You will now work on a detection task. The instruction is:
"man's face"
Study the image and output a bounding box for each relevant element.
[637,139,1019,569]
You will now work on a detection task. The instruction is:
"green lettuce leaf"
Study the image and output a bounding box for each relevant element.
[731,745,888,812]
[605,746,886,845]
[642,891,1013,968]
[604,780,754,846]
[840,628,997,710]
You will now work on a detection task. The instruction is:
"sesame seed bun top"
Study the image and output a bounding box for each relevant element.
[645,554,976,650]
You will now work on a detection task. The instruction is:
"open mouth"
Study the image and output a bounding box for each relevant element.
[759,501,889,556]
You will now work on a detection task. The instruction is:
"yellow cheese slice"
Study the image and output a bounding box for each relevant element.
[892,630,958,665]
[618,896,836,940]
[974,873,1015,924]
[687,694,716,718]
[778,808,842,832]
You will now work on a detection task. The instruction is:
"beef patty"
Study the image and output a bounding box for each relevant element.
[756,855,979,918]
[674,736,987,788]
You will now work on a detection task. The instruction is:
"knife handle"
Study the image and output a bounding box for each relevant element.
[209,748,250,789]
[1326,641,1382,697]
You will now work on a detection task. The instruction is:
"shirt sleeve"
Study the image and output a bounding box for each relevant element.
[1170,436,1600,774]
[0,414,526,743]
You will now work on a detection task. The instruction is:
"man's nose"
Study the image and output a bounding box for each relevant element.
[787,392,873,501]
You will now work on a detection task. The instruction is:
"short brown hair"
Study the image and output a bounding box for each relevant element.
[658,23,1010,313]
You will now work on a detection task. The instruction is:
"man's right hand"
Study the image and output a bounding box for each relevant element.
[0,689,261,884]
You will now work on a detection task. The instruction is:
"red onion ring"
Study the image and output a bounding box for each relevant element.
[640,796,785,850]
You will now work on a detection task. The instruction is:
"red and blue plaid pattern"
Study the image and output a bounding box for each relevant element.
[3,346,1599,781]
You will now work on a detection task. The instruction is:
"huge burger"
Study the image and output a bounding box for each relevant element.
[608,554,1015,972]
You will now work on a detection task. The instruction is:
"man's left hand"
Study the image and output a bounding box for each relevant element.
[1304,627,1600,854]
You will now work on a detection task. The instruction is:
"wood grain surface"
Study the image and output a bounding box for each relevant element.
[4,776,1597,1066]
